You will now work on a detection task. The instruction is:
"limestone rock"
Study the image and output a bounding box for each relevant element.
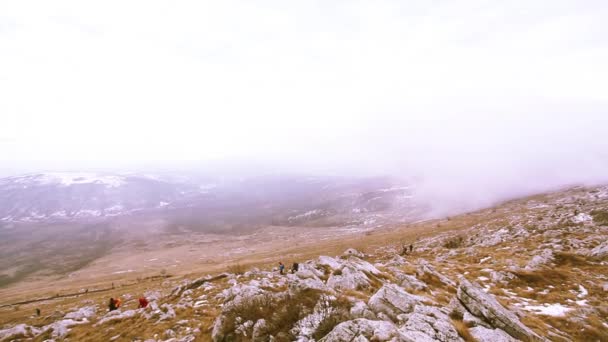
[398,305,462,342]
[368,284,424,323]
[416,259,456,287]
[344,248,365,258]
[588,241,608,259]
[326,264,372,291]
[0,324,41,340]
[469,326,519,342]
[318,318,411,342]
[457,277,545,341]
[350,300,377,320]
[389,267,428,291]
[64,305,96,321]
[525,249,554,270]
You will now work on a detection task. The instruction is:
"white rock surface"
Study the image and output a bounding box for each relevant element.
[457,277,546,341]
[469,326,519,342]
[588,241,608,259]
[368,284,424,323]
[319,318,410,342]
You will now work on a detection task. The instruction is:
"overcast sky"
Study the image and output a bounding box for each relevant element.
[1,0,607,197]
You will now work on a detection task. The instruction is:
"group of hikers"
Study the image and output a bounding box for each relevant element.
[400,243,415,256]
[278,261,299,275]
[108,295,149,311]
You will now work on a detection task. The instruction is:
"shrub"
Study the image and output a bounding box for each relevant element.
[444,235,465,249]
[591,209,608,225]
[451,319,478,342]
[312,296,351,340]
[220,289,323,341]
[227,263,246,275]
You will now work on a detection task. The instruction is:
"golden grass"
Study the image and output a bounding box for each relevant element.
[451,319,478,342]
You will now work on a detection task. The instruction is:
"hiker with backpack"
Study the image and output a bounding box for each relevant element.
[108,298,117,311]
[279,262,285,275]
[138,296,149,308]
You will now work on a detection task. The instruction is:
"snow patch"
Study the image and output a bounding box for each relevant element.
[523,303,572,316]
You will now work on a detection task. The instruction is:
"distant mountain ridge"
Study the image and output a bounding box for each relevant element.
[0,172,424,228]
[0,172,201,222]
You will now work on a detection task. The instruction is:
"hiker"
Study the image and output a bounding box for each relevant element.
[409,244,413,253]
[138,296,149,308]
[291,262,299,273]
[36,308,40,316]
[279,262,285,275]
[108,298,117,311]
[115,297,122,309]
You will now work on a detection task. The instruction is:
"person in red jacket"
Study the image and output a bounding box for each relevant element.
[138,296,149,308]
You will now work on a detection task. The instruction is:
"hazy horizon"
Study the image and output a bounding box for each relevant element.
[2,0,608,212]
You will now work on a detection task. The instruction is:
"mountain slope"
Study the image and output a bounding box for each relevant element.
[0,185,607,341]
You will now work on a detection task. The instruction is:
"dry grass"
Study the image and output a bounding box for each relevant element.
[553,252,589,267]
[311,296,351,340]
[451,319,478,342]
[532,315,608,342]
[510,269,569,288]
[590,209,608,225]
[226,263,246,275]
[3,185,607,341]
[217,288,323,341]
[443,235,466,249]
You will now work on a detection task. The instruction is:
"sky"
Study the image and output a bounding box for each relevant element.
[1,0,608,203]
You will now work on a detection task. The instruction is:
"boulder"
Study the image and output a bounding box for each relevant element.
[457,277,545,341]
[398,305,462,342]
[350,300,377,320]
[288,274,332,293]
[43,318,90,338]
[317,255,343,270]
[524,249,554,270]
[588,241,608,259]
[318,319,412,342]
[368,284,424,323]
[0,324,41,340]
[389,267,427,291]
[463,311,490,328]
[416,259,456,287]
[64,305,96,320]
[469,326,519,342]
[344,248,365,258]
[95,309,138,326]
[326,265,372,291]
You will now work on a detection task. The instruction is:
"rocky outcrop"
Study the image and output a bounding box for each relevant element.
[525,249,554,270]
[95,309,138,326]
[0,324,41,341]
[326,264,372,291]
[368,284,424,322]
[319,318,410,342]
[469,326,519,342]
[389,267,428,291]
[416,259,456,287]
[398,305,462,341]
[457,277,545,342]
[325,256,381,291]
[343,248,365,258]
[588,241,608,259]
